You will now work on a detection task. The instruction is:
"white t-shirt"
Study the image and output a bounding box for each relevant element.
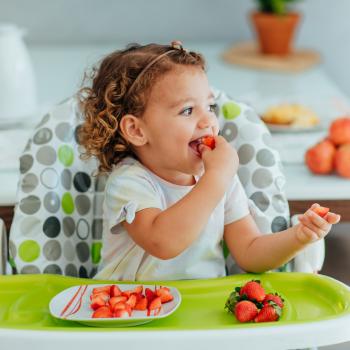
[95,157,250,281]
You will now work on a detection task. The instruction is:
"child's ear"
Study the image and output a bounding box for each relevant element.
[119,114,147,146]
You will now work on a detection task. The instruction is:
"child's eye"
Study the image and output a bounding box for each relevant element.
[181,107,193,116]
[208,103,218,113]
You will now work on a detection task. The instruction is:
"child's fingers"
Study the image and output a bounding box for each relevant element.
[326,212,341,224]
[298,215,328,238]
[298,225,319,243]
[198,144,211,156]
[310,203,320,209]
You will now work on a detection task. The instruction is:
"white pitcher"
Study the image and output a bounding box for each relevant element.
[0,24,37,122]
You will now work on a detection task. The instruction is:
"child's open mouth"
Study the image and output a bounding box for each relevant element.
[189,135,215,157]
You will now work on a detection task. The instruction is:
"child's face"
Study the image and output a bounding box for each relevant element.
[138,65,219,185]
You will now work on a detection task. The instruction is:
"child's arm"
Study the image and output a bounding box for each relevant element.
[224,204,341,273]
[123,136,238,260]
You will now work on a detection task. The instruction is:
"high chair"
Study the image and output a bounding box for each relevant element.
[0,90,348,350]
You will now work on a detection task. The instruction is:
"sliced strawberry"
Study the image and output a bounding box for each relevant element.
[108,296,127,308]
[126,294,137,308]
[312,206,330,218]
[134,296,148,311]
[110,285,122,297]
[113,309,131,318]
[200,136,215,149]
[90,294,108,310]
[234,300,258,323]
[155,287,174,303]
[145,288,156,304]
[132,285,143,294]
[111,301,128,312]
[239,280,265,302]
[92,285,111,295]
[254,302,282,323]
[147,296,162,316]
[263,293,284,309]
[92,306,112,318]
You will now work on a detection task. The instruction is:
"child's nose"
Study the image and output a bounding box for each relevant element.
[198,112,214,129]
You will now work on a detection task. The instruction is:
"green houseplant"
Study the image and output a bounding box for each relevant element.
[251,0,301,55]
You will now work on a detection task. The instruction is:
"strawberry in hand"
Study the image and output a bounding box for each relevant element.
[200,136,215,150]
[312,206,329,218]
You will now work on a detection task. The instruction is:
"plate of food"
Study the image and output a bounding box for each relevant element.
[261,103,323,133]
[49,283,181,327]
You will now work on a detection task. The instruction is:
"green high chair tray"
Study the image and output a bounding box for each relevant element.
[0,272,349,350]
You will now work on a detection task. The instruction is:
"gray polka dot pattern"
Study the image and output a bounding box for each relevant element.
[75,195,91,215]
[36,145,56,166]
[221,122,238,142]
[272,194,288,213]
[43,191,60,213]
[237,167,250,186]
[20,154,34,174]
[76,242,90,263]
[55,122,73,142]
[43,264,62,274]
[20,195,41,214]
[63,217,75,237]
[9,97,103,277]
[245,109,262,124]
[238,144,255,165]
[76,218,89,240]
[61,169,72,190]
[33,128,53,145]
[40,168,59,189]
[250,191,270,212]
[21,173,38,193]
[43,240,62,261]
[252,168,273,188]
[256,149,276,167]
[271,216,288,232]
[65,263,78,276]
[21,265,41,274]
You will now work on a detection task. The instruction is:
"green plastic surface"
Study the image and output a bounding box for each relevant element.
[0,273,349,331]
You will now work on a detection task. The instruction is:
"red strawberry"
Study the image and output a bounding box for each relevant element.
[92,306,112,318]
[110,285,122,297]
[92,285,111,295]
[234,300,259,323]
[145,288,156,304]
[155,287,174,303]
[126,294,137,308]
[113,309,131,318]
[239,280,265,302]
[147,296,162,316]
[263,293,284,309]
[200,136,215,149]
[108,296,127,308]
[134,296,148,311]
[312,206,329,218]
[254,302,281,323]
[90,294,109,310]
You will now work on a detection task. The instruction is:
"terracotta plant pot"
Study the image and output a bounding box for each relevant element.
[251,11,301,55]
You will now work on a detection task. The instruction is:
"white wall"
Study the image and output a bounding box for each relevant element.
[1,0,350,96]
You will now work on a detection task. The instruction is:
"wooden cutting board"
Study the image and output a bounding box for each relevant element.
[222,42,321,72]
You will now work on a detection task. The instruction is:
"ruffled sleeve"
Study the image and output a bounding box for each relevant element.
[104,162,163,230]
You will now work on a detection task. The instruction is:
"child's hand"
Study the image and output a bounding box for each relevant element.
[198,135,239,184]
[295,203,341,244]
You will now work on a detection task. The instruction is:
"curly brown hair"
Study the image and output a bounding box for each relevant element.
[78,42,206,174]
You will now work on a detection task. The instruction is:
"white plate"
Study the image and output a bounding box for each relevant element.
[264,122,324,133]
[49,283,181,327]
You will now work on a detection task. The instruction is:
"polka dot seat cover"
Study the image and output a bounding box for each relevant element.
[9,90,291,277]
[9,97,107,278]
[213,89,291,273]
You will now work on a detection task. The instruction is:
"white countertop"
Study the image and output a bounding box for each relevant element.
[1,42,350,205]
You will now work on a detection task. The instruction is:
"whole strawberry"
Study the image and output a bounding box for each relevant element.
[254,301,282,323]
[239,280,266,302]
[234,300,259,323]
[263,293,284,309]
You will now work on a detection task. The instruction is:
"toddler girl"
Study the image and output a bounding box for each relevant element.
[78,41,340,281]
